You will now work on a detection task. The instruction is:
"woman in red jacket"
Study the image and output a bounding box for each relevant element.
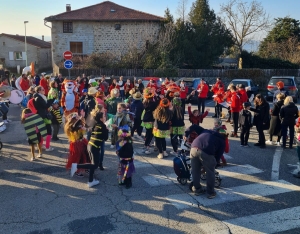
[40,75,49,96]
[196,79,209,114]
[108,79,118,94]
[213,84,225,118]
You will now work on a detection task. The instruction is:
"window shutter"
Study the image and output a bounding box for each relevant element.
[22,52,27,61]
[9,52,14,60]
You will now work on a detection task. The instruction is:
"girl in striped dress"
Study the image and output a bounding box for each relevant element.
[21,108,47,161]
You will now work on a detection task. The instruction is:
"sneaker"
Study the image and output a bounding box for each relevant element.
[207,192,217,199]
[30,157,35,161]
[157,153,163,159]
[37,154,42,158]
[88,179,100,188]
[3,120,9,124]
[144,149,151,155]
[243,144,249,148]
[240,144,244,147]
[276,142,281,146]
[170,151,177,155]
[75,172,84,178]
[265,140,273,145]
[192,186,206,196]
[70,163,77,177]
[45,147,54,152]
[163,151,168,157]
[110,145,115,149]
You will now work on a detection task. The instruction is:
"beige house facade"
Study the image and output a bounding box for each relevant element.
[45,1,164,74]
[0,33,52,72]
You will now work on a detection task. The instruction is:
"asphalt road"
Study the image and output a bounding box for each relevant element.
[0,102,300,234]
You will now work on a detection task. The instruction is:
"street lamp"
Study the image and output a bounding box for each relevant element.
[24,21,28,66]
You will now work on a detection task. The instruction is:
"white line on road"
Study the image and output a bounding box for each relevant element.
[271,148,283,181]
[166,180,300,209]
[198,206,300,234]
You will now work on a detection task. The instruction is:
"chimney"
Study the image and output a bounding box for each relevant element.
[42,35,44,41]
[66,4,71,12]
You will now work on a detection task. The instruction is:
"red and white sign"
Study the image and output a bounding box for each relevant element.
[63,51,73,60]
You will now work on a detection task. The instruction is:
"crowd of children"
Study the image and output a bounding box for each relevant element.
[17,74,300,190]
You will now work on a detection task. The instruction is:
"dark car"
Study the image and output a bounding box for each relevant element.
[266,76,298,103]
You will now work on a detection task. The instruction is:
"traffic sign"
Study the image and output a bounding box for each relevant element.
[64,60,73,69]
[63,51,73,60]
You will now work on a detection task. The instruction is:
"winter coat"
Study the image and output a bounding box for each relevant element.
[238,109,252,128]
[269,100,284,136]
[130,100,144,120]
[230,92,241,113]
[197,83,209,98]
[251,102,270,130]
[280,102,298,126]
[142,99,159,122]
[33,93,54,119]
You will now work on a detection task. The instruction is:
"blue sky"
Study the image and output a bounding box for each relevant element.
[1,0,299,42]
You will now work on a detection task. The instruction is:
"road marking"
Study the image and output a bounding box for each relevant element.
[134,158,173,168]
[166,180,300,209]
[271,148,283,181]
[218,164,263,175]
[142,174,173,186]
[198,206,300,234]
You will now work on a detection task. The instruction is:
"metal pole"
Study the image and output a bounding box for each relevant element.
[24,21,28,67]
[68,69,70,79]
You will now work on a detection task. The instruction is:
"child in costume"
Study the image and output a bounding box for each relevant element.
[213,118,229,167]
[238,102,253,147]
[50,100,62,141]
[170,97,185,155]
[141,87,160,154]
[116,125,135,188]
[110,103,131,149]
[153,98,173,159]
[21,108,47,161]
[70,111,109,187]
[187,103,209,125]
[64,113,90,177]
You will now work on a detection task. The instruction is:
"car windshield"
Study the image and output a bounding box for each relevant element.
[231,81,249,87]
[268,78,294,86]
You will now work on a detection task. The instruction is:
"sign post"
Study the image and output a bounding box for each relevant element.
[63,51,73,79]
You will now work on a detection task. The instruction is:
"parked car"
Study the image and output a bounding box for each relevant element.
[266,76,298,103]
[229,79,259,95]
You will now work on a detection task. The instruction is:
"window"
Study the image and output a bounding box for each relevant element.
[63,22,73,33]
[70,42,83,54]
[15,52,23,60]
[115,24,121,30]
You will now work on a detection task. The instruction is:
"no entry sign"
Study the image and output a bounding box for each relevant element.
[63,51,73,60]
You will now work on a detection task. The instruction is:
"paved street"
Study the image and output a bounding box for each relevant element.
[1,102,300,234]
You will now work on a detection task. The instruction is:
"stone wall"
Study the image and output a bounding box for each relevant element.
[51,21,161,74]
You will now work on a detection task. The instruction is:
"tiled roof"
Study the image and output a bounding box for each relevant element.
[0,33,51,48]
[45,1,164,22]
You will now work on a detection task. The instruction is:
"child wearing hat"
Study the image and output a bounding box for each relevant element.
[238,102,252,147]
[50,100,62,141]
[130,92,144,141]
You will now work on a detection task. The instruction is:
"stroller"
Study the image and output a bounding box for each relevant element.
[173,133,222,189]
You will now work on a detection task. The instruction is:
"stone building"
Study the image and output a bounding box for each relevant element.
[0,33,52,72]
[44,1,164,74]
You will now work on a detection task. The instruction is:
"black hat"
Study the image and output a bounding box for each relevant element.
[243,102,251,107]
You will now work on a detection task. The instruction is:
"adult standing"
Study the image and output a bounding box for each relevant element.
[230,85,241,137]
[33,86,55,151]
[250,94,270,148]
[280,96,298,149]
[179,80,188,116]
[54,73,64,98]
[185,125,225,199]
[34,74,40,86]
[20,74,30,92]
[266,93,285,146]
[118,76,125,99]
[101,76,109,95]
[40,74,49,96]
[196,79,209,114]
[109,79,117,94]
[137,79,144,93]
[10,74,16,89]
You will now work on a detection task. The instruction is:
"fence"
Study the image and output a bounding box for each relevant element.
[60,68,300,79]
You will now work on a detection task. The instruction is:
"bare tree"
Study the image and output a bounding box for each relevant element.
[176,0,189,22]
[220,0,271,55]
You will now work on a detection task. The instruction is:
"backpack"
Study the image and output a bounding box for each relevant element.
[173,155,190,180]
[27,98,37,114]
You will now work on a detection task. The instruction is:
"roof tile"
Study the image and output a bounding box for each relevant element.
[0,33,51,48]
[45,1,164,22]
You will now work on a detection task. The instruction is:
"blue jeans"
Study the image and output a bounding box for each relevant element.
[120,90,125,99]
